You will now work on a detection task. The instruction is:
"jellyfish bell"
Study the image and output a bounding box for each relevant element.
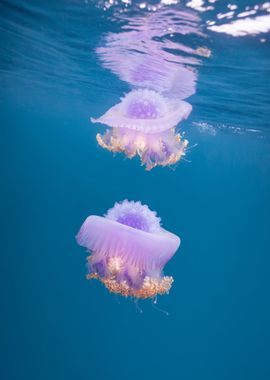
[76,200,181,299]
[91,89,191,170]
[92,89,191,132]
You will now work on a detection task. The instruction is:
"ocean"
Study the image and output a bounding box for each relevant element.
[1,1,270,379]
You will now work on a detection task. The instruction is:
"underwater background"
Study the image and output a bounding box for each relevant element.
[1,0,270,379]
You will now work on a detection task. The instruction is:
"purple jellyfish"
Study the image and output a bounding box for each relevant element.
[92,89,191,170]
[76,200,180,299]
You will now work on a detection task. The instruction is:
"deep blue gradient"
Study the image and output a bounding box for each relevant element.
[1,1,270,380]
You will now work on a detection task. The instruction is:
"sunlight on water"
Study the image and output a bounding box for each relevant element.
[97,0,270,38]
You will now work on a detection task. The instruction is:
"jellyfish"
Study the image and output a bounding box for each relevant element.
[91,89,191,170]
[76,200,180,299]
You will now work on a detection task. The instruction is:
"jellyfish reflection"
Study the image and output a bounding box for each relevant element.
[92,6,208,169]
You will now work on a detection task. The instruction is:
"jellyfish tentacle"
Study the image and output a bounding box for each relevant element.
[96,126,189,170]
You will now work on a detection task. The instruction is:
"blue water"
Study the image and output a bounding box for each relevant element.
[1,1,270,379]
